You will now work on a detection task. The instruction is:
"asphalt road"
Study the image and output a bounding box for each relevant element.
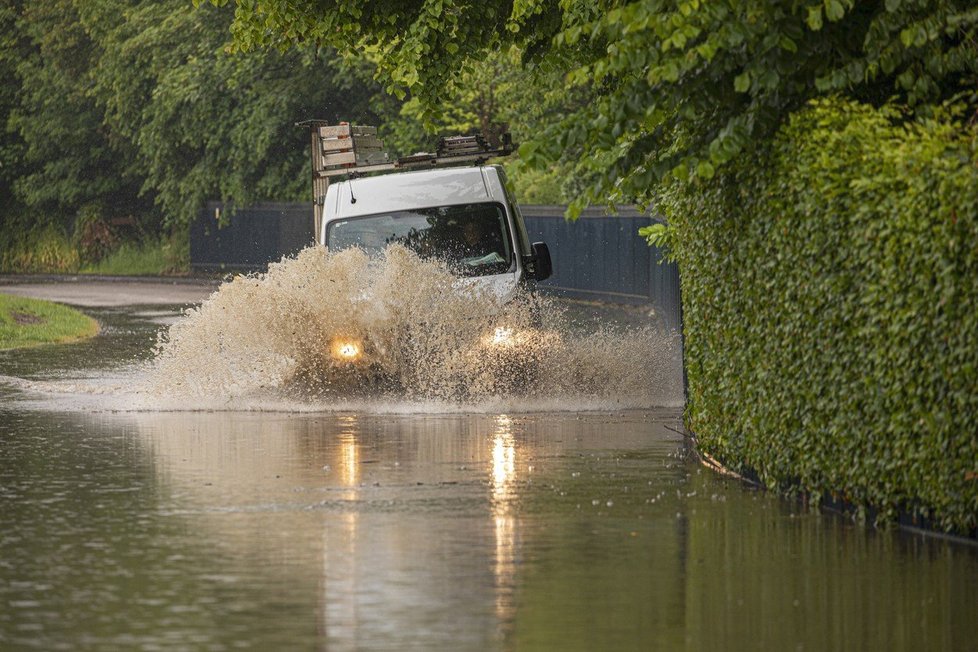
[0,275,218,307]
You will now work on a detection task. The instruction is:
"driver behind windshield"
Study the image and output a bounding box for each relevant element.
[452,218,506,268]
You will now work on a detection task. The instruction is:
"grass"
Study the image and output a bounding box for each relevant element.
[1,226,80,273]
[0,294,99,349]
[80,239,174,276]
[3,229,189,276]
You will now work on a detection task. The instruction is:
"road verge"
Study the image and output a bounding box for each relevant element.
[0,294,99,349]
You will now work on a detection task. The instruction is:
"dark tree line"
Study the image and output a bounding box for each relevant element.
[0,0,390,268]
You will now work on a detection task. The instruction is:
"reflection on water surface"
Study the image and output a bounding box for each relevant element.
[2,408,976,651]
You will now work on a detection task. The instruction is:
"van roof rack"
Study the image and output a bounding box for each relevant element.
[296,120,514,180]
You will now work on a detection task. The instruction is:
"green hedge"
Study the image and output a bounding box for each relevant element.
[659,98,978,534]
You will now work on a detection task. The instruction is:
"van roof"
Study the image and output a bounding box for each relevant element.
[326,166,501,221]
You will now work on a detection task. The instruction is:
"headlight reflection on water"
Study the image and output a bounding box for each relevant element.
[490,415,518,622]
[491,416,517,501]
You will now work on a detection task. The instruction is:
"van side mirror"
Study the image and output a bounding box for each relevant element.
[525,241,552,282]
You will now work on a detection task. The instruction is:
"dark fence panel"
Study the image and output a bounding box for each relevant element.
[522,206,680,330]
[190,202,314,271]
[191,202,680,329]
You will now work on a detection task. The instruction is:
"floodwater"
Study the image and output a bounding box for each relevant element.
[1,287,977,650]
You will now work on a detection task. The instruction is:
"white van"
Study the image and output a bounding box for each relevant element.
[298,123,557,373]
[318,164,552,301]
[299,122,552,300]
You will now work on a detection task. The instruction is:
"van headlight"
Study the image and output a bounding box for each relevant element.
[480,326,561,352]
[482,326,524,350]
[490,326,515,347]
[330,337,363,362]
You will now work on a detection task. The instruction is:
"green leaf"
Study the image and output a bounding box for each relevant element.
[696,160,715,178]
[824,0,845,22]
[671,162,690,181]
[638,222,675,259]
[806,6,823,30]
[734,72,751,93]
[758,69,780,89]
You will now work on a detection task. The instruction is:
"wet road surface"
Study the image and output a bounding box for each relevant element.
[0,276,216,308]
[0,281,976,651]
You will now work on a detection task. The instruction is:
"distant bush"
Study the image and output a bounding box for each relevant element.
[81,232,188,276]
[1,226,80,273]
[73,204,119,264]
[80,241,165,276]
[503,160,566,205]
[660,97,978,534]
[1,218,189,276]
[80,231,189,276]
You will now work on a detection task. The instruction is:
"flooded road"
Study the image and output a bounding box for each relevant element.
[1,285,976,650]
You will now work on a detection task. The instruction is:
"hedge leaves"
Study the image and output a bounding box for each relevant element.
[660,97,978,534]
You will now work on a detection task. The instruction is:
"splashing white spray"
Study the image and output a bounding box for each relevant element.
[143,245,679,410]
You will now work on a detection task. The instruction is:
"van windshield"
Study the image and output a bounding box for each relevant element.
[326,203,514,277]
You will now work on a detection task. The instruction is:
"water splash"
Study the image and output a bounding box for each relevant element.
[143,245,680,410]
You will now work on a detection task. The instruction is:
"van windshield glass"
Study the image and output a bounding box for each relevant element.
[326,203,513,277]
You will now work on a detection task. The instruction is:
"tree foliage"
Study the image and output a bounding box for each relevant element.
[218,0,978,214]
[0,0,391,247]
[85,1,385,228]
[378,48,588,204]
[0,1,26,212]
[4,0,143,224]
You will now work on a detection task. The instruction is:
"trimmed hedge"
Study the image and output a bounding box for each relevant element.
[659,98,978,534]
